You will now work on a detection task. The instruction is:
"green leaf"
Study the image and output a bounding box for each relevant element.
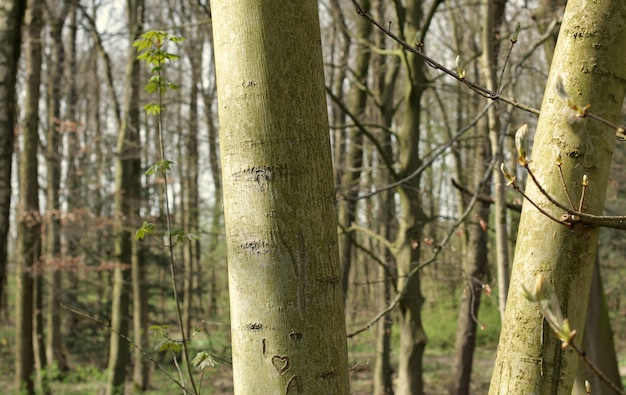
[145,160,175,176]
[154,338,183,353]
[191,351,218,369]
[135,221,156,240]
[169,35,186,43]
[143,102,161,116]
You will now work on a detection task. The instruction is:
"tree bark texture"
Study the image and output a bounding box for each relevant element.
[212,1,351,393]
[0,0,26,319]
[488,1,626,393]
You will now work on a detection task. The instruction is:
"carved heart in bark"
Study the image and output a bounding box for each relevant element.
[271,355,290,374]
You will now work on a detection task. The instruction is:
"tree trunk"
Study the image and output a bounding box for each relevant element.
[532,0,567,65]
[488,1,626,393]
[373,12,400,391]
[0,0,26,320]
[571,258,624,395]
[106,1,144,394]
[338,0,372,304]
[483,0,509,322]
[59,0,79,367]
[450,121,491,395]
[15,1,43,393]
[394,1,443,393]
[181,34,201,339]
[132,238,149,391]
[44,1,71,375]
[212,1,351,393]
[203,79,222,319]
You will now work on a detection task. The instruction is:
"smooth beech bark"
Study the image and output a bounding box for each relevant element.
[212,1,350,393]
[489,1,626,393]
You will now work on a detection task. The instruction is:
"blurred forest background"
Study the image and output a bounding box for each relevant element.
[1,0,625,394]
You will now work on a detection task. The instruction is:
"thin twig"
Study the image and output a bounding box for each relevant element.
[497,28,517,94]
[556,162,576,210]
[523,165,626,230]
[508,177,569,226]
[578,178,588,212]
[351,102,493,200]
[569,342,626,395]
[350,0,540,116]
[348,153,498,337]
[60,304,187,392]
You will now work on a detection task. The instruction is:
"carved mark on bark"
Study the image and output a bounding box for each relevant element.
[232,166,282,192]
[272,355,290,375]
[289,332,302,342]
[262,338,267,356]
[285,375,302,393]
[240,240,274,254]
[245,322,263,331]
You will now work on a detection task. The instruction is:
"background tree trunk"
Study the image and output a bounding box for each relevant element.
[44,0,71,375]
[338,0,372,305]
[450,119,491,395]
[15,0,43,392]
[106,1,144,394]
[488,1,626,393]
[212,1,351,393]
[394,1,443,393]
[571,258,624,395]
[484,0,509,322]
[0,0,26,320]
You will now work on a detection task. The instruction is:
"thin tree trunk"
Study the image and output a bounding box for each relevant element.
[339,0,372,304]
[484,0,509,321]
[15,1,43,392]
[203,82,221,319]
[373,12,400,390]
[489,1,626,393]
[328,0,351,187]
[106,1,144,394]
[0,0,26,320]
[374,142,396,395]
[33,269,49,395]
[132,238,149,391]
[62,0,80,358]
[212,1,351,392]
[44,0,71,375]
[394,1,444,393]
[450,119,491,394]
[450,2,506,393]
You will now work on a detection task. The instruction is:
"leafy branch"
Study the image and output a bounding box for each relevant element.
[133,30,200,395]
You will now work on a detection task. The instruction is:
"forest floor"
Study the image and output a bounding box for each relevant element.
[0,346,496,394]
[3,339,626,394]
